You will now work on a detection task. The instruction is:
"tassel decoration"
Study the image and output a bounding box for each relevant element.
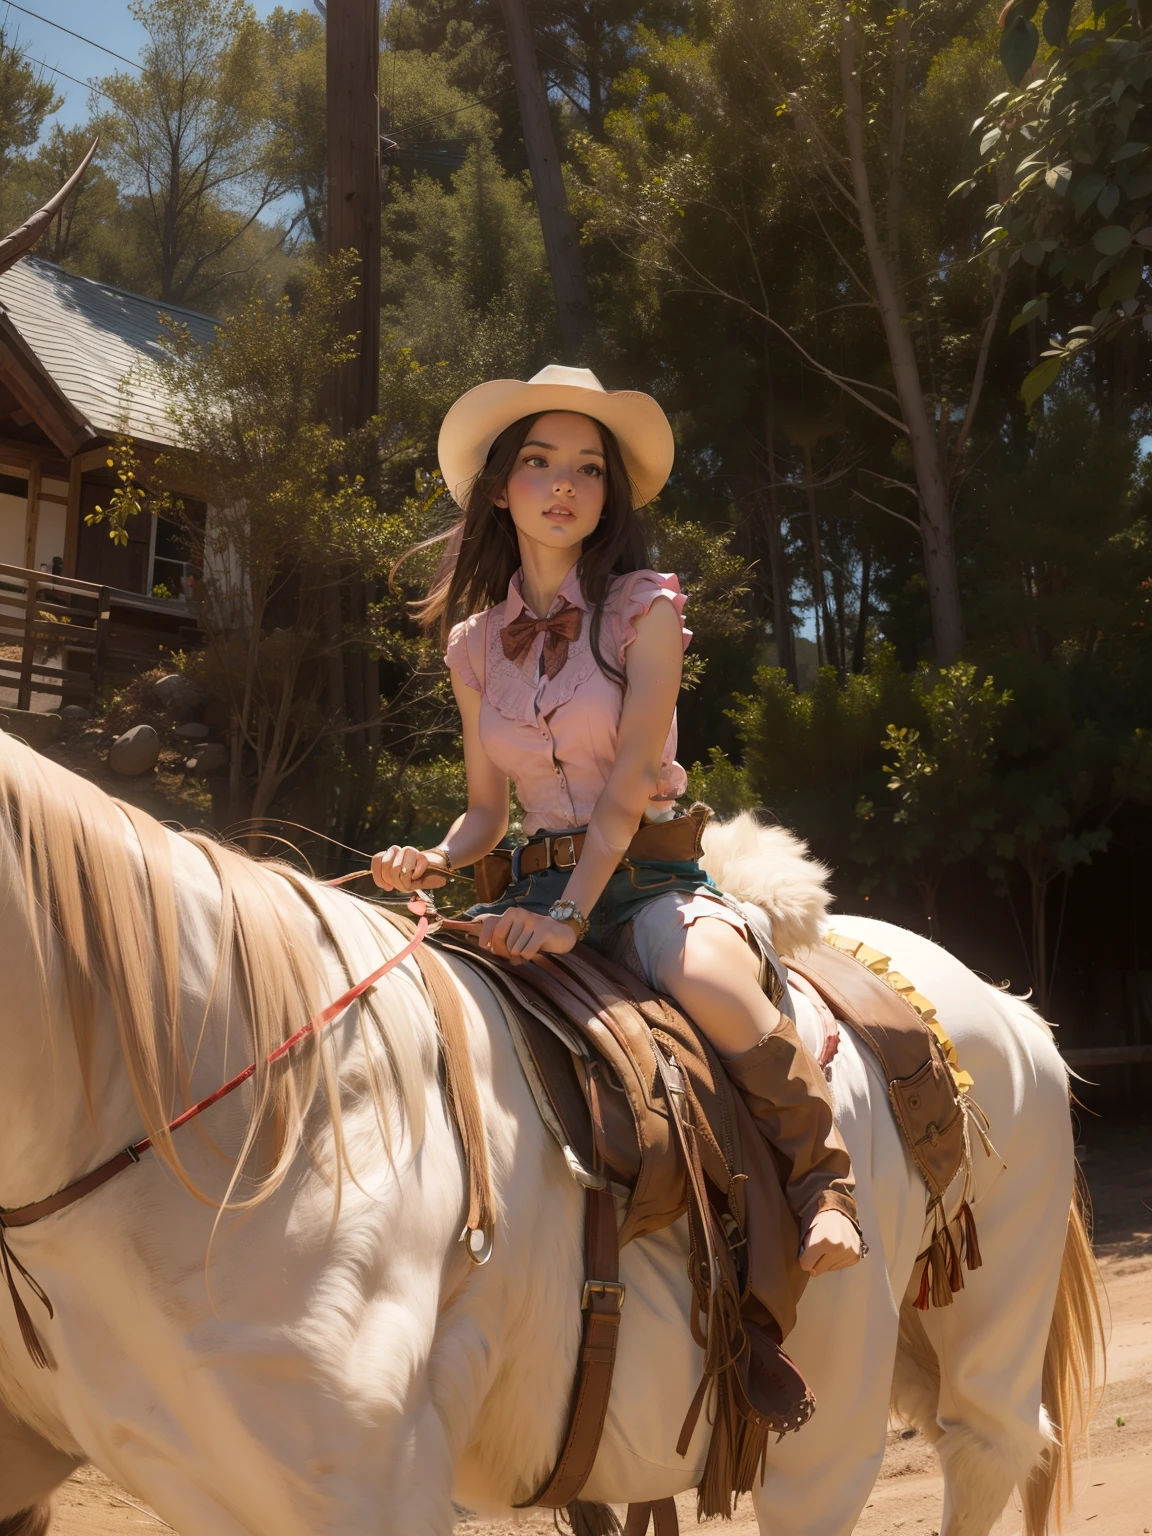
[958,1200,983,1273]
[0,1230,54,1370]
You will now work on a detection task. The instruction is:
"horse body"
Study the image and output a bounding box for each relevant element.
[0,740,1094,1535]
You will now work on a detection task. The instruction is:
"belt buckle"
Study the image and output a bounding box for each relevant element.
[581,1279,626,1311]
[553,833,577,869]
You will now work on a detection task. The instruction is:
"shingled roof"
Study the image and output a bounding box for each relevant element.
[0,257,217,451]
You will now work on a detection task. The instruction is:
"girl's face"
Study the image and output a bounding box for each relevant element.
[496,412,607,557]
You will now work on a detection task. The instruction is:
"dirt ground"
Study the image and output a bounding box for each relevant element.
[45,1119,1152,1535]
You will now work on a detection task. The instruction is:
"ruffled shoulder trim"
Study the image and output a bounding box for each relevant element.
[615,570,691,663]
[444,611,489,692]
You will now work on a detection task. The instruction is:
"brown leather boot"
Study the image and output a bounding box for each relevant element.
[724,1016,860,1252]
[738,1316,815,1434]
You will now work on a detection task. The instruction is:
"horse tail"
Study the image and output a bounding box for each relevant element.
[0,1506,52,1536]
[1021,1169,1105,1534]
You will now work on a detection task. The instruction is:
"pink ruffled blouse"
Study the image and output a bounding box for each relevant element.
[445,565,691,835]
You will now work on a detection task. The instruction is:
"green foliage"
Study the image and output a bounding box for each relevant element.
[859,665,1011,928]
[976,0,1152,400]
[0,24,58,165]
[685,746,758,818]
[154,254,381,820]
[94,0,293,305]
[962,391,1146,662]
[84,435,148,547]
[0,126,120,273]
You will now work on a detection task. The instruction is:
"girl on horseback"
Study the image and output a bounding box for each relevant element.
[374,366,861,1412]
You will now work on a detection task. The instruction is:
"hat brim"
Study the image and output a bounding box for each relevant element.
[437,378,674,510]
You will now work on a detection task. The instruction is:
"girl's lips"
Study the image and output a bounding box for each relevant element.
[544,507,575,520]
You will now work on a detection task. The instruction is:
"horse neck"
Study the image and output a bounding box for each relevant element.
[0,887,142,1211]
[0,823,238,1211]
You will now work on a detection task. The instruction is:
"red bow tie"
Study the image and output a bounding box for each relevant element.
[500,598,583,680]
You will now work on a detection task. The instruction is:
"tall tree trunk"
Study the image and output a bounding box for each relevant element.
[802,442,838,672]
[852,541,871,673]
[763,384,797,686]
[326,0,382,769]
[326,0,381,434]
[764,486,797,686]
[500,0,596,360]
[839,8,964,664]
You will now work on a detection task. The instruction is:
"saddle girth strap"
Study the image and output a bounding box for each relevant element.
[624,1498,679,1535]
[514,1182,623,1508]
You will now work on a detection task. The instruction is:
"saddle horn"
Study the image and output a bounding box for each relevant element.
[0,137,99,276]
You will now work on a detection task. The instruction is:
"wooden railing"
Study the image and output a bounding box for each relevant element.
[0,562,109,711]
[0,561,201,712]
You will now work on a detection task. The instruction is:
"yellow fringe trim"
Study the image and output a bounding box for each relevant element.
[823,932,975,1095]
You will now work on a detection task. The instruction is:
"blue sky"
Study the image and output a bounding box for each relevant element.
[2,0,291,129]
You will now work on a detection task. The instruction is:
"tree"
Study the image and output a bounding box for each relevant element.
[859,663,1010,935]
[0,125,120,272]
[265,6,326,245]
[153,256,380,824]
[0,24,58,166]
[95,0,291,305]
[973,0,1152,406]
[499,0,596,357]
[580,0,1011,664]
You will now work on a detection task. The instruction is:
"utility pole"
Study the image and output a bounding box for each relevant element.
[326,0,381,432]
[324,0,381,764]
[499,0,596,361]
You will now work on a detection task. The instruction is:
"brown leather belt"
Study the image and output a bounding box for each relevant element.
[473,803,711,905]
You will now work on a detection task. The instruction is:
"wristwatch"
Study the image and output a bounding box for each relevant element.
[547,899,590,941]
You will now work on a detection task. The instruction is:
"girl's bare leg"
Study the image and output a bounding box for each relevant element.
[652,917,860,1274]
[652,916,779,1059]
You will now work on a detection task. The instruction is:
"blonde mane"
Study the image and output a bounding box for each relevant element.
[0,729,430,1209]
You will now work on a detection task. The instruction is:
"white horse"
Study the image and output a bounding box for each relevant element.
[0,731,1099,1536]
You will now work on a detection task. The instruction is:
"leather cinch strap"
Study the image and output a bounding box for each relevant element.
[515,1182,623,1508]
[625,1499,679,1535]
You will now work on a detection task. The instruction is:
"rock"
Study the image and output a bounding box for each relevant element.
[151,673,199,721]
[185,743,228,777]
[60,704,91,721]
[109,723,160,776]
[0,709,62,750]
[175,721,209,740]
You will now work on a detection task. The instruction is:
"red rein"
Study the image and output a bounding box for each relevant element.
[0,879,435,1368]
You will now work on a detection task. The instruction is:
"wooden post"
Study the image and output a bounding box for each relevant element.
[91,587,111,704]
[499,0,596,361]
[63,456,82,577]
[17,574,37,711]
[22,458,41,570]
[326,0,381,435]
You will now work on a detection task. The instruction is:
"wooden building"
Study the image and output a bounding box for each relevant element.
[0,257,217,706]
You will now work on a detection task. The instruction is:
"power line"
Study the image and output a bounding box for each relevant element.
[21,51,113,103]
[390,85,516,139]
[2,0,141,70]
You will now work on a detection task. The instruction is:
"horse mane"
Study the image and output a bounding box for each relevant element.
[0,729,430,1209]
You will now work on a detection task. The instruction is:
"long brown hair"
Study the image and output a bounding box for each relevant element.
[402,411,651,685]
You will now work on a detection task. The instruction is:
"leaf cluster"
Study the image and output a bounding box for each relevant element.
[974,0,1152,403]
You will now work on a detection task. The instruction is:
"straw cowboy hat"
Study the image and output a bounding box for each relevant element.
[437,364,675,510]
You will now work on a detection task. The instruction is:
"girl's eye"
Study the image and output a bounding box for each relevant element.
[524,455,548,468]
[580,463,603,477]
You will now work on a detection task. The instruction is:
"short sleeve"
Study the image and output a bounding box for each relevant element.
[618,571,691,663]
[444,615,483,692]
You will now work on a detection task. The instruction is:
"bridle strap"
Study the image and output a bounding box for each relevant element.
[2,889,431,1232]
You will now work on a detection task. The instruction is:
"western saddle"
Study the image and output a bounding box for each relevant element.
[423,916,982,1536]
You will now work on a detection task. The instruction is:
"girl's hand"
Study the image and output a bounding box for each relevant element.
[371,845,448,893]
[799,1210,862,1275]
[476,909,577,964]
